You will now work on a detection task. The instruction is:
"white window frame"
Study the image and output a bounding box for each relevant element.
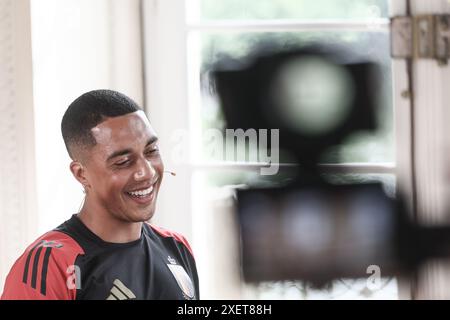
[403,0,450,300]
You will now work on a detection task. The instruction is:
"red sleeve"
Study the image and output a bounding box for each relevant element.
[149,224,195,258]
[1,231,84,300]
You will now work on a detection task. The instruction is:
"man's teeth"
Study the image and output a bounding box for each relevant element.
[127,186,154,197]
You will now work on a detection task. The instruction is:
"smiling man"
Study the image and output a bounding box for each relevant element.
[1,90,199,300]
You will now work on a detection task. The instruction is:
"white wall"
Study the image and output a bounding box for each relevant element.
[1,0,145,293]
[30,0,144,234]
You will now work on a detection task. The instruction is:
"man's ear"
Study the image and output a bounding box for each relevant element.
[70,161,91,191]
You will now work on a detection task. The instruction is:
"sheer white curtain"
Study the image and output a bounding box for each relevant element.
[0,0,37,293]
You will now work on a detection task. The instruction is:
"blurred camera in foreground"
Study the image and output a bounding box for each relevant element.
[213,43,450,287]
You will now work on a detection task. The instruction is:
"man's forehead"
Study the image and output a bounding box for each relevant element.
[91,111,155,143]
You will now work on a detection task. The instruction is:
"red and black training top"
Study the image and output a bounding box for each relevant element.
[1,215,199,300]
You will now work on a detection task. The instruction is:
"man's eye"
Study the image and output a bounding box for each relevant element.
[146,147,159,155]
[115,160,130,166]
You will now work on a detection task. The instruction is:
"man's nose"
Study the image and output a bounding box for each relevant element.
[134,158,156,181]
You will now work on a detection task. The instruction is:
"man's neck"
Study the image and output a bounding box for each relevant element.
[77,202,143,244]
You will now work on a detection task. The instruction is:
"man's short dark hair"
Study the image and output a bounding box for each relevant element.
[61,89,142,160]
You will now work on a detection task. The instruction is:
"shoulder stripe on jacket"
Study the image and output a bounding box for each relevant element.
[2,230,85,300]
[31,246,43,289]
[21,238,69,296]
[22,240,43,284]
[40,247,53,295]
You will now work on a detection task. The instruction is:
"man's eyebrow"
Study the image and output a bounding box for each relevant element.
[106,137,159,162]
[146,136,158,146]
[106,149,133,162]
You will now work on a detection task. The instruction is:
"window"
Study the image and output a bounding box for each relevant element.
[143,0,405,299]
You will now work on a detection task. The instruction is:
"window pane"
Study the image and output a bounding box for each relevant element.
[322,173,396,197]
[198,31,394,164]
[195,0,388,21]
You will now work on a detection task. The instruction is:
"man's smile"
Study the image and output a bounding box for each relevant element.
[125,180,159,205]
[127,185,154,197]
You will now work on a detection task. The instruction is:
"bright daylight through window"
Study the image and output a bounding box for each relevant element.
[186,0,398,299]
